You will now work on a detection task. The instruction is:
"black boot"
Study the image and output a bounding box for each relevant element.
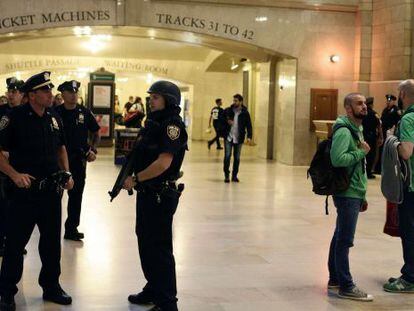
[231,176,239,182]
[64,229,84,241]
[0,295,15,311]
[128,291,153,305]
[43,286,72,305]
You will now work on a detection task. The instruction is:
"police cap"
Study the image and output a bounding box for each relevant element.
[58,80,81,93]
[385,94,396,101]
[147,80,181,107]
[6,77,24,91]
[21,71,54,93]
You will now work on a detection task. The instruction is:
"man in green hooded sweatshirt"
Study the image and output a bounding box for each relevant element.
[384,79,414,293]
[328,93,372,301]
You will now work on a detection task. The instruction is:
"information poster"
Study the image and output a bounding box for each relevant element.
[95,114,110,137]
[93,85,111,108]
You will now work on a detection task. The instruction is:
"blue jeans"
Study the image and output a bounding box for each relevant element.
[223,140,242,177]
[328,196,362,290]
[399,190,414,283]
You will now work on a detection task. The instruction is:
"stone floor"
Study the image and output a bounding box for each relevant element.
[8,141,414,310]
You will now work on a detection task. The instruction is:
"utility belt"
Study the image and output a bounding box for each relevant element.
[135,180,185,203]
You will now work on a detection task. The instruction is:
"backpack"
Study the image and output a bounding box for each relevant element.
[307,125,360,214]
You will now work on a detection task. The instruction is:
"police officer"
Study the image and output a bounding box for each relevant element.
[0,78,24,256]
[123,81,187,311]
[0,72,74,311]
[375,94,401,173]
[55,80,100,241]
[0,78,24,118]
[381,94,401,138]
[362,97,383,179]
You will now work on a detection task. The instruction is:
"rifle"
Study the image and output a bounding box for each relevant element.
[108,142,140,202]
[35,170,72,193]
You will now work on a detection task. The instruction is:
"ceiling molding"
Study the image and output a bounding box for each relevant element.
[151,0,358,13]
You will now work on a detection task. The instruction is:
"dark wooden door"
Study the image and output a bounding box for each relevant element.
[310,89,338,131]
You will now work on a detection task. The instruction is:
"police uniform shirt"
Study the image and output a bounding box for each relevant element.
[134,116,187,183]
[0,104,13,119]
[0,104,65,179]
[55,105,100,156]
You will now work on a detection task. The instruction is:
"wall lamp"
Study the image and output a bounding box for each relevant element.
[330,55,340,63]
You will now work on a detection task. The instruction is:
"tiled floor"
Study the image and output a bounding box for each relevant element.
[8,141,414,310]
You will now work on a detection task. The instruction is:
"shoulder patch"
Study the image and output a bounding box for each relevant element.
[167,125,180,140]
[0,116,9,131]
[51,117,60,130]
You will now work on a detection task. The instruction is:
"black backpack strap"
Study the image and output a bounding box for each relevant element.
[325,196,329,215]
[331,124,362,190]
[331,124,360,142]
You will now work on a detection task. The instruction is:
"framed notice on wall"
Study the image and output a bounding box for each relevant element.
[92,84,111,108]
[95,114,111,138]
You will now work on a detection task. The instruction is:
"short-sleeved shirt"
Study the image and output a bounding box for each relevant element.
[55,105,100,157]
[134,114,187,183]
[397,104,414,192]
[211,106,223,121]
[0,104,65,179]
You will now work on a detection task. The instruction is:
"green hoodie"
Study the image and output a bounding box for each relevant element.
[330,116,367,200]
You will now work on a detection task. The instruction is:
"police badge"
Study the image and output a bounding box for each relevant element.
[0,116,9,131]
[167,125,180,140]
[51,117,60,130]
[78,113,85,124]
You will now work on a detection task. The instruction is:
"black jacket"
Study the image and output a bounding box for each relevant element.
[223,105,253,144]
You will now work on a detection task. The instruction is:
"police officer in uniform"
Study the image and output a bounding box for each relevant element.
[0,78,24,256]
[362,97,383,179]
[381,94,401,136]
[375,94,401,173]
[0,72,74,311]
[55,80,100,241]
[0,78,24,118]
[123,81,187,311]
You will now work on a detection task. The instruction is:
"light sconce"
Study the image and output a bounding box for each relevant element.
[330,55,340,63]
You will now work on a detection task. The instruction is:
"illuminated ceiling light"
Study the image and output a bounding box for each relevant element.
[7,33,14,37]
[117,0,123,5]
[255,16,268,22]
[330,55,340,63]
[146,73,154,84]
[231,60,239,71]
[83,39,105,54]
[149,37,155,40]
[73,26,92,37]
[82,35,111,54]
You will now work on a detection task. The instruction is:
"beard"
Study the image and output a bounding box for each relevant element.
[351,106,367,120]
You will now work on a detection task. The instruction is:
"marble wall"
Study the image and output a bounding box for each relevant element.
[1,0,410,164]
